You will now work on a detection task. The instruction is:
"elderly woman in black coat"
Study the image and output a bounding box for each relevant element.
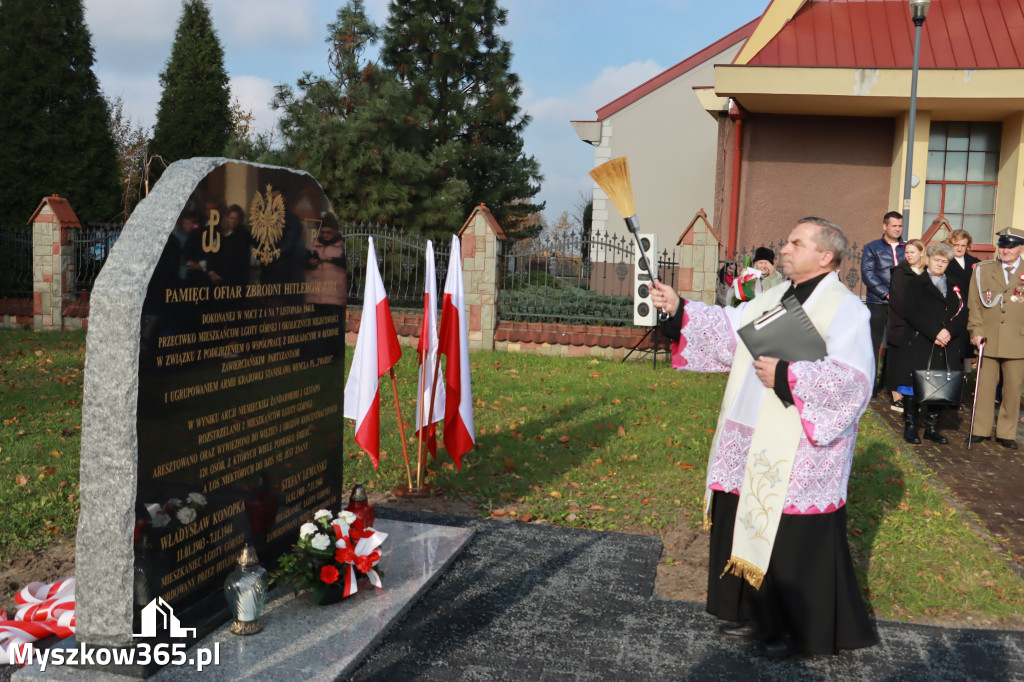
[892,242,968,444]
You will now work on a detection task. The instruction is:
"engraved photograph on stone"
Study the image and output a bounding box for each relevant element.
[77,159,345,662]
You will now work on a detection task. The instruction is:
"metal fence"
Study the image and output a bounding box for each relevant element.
[69,222,125,296]
[498,229,679,326]
[339,222,450,310]
[721,239,866,299]
[0,222,33,298]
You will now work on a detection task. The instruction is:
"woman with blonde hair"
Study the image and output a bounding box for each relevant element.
[884,239,926,412]
[944,229,980,293]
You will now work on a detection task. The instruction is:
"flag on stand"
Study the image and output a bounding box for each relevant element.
[438,235,474,468]
[343,237,402,468]
[416,240,445,457]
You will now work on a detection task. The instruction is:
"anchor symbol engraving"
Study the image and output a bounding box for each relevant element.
[202,209,221,254]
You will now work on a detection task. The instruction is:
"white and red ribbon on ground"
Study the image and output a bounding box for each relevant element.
[0,577,75,665]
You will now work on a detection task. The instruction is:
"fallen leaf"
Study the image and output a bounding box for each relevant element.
[589,504,604,511]
[566,512,578,522]
[15,474,28,486]
[517,513,535,523]
[549,491,562,499]
[617,426,626,437]
[490,509,507,518]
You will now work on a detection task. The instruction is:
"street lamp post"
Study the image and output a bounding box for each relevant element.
[901,0,931,240]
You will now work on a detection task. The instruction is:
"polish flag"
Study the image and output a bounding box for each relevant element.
[438,235,474,468]
[343,237,402,468]
[415,240,445,457]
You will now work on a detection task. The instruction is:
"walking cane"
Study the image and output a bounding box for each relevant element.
[968,342,985,450]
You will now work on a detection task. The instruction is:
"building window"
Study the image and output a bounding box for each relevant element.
[923,121,1000,245]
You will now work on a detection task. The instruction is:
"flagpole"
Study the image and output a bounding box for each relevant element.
[415,343,427,489]
[424,348,444,474]
[389,368,414,490]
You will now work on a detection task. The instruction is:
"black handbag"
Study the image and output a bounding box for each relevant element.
[912,346,963,406]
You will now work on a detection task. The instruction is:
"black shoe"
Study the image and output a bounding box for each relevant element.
[967,435,989,445]
[718,621,760,640]
[997,438,1019,449]
[759,636,797,659]
[923,425,948,444]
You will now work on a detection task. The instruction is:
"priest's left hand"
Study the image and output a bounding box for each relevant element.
[753,356,779,389]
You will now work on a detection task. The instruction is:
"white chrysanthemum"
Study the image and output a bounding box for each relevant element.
[188,492,207,506]
[311,533,331,551]
[176,507,197,525]
[299,523,318,539]
[167,498,183,508]
[313,509,333,521]
[152,512,170,528]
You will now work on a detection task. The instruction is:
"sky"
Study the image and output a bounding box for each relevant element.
[83,0,769,224]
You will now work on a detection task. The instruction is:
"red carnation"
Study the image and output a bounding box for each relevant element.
[320,565,340,584]
[355,555,374,574]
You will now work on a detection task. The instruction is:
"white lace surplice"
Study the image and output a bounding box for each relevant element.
[671,275,874,514]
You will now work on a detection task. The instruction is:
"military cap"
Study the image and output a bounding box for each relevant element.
[997,226,1024,248]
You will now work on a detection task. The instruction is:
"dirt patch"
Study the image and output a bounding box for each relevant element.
[0,539,76,620]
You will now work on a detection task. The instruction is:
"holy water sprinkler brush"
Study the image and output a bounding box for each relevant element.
[589,157,667,320]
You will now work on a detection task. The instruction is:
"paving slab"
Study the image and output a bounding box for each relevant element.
[348,509,1024,681]
[15,518,472,682]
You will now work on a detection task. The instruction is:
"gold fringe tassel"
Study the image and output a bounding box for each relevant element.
[702,512,712,532]
[720,556,765,590]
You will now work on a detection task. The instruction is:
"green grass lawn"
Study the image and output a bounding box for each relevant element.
[2,328,1023,625]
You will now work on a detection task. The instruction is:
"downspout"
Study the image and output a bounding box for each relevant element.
[727,99,748,257]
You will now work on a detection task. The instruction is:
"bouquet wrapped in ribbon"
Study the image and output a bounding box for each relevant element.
[275,508,387,604]
[732,266,763,304]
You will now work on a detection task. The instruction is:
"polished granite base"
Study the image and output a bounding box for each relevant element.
[16,518,473,681]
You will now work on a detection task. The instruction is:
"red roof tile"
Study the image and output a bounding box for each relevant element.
[747,0,1024,69]
[27,195,81,228]
[458,203,506,241]
[594,18,760,120]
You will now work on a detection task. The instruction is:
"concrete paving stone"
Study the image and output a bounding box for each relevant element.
[348,509,1024,681]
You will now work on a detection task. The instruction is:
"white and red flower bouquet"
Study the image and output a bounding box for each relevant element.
[274,508,387,604]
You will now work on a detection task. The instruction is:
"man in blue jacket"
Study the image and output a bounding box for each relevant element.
[860,211,906,392]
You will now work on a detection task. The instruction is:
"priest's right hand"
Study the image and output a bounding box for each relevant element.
[971,335,987,348]
[650,280,679,317]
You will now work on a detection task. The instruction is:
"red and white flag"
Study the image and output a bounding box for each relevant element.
[438,235,474,468]
[343,237,402,468]
[416,240,445,457]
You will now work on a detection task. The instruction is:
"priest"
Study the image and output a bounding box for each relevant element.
[650,217,877,657]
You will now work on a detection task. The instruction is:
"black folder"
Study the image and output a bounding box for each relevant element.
[737,296,827,363]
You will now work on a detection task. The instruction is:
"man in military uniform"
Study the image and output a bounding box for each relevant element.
[967,226,1024,448]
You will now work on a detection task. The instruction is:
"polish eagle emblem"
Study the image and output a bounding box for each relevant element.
[249,184,285,265]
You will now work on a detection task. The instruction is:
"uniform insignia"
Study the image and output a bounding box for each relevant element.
[985,290,993,304]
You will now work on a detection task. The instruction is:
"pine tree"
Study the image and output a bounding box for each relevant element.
[0,0,121,225]
[274,0,467,232]
[150,0,232,180]
[381,0,544,234]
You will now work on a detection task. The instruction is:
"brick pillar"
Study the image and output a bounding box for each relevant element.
[676,210,723,305]
[457,204,506,351]
[29,195,80,330]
